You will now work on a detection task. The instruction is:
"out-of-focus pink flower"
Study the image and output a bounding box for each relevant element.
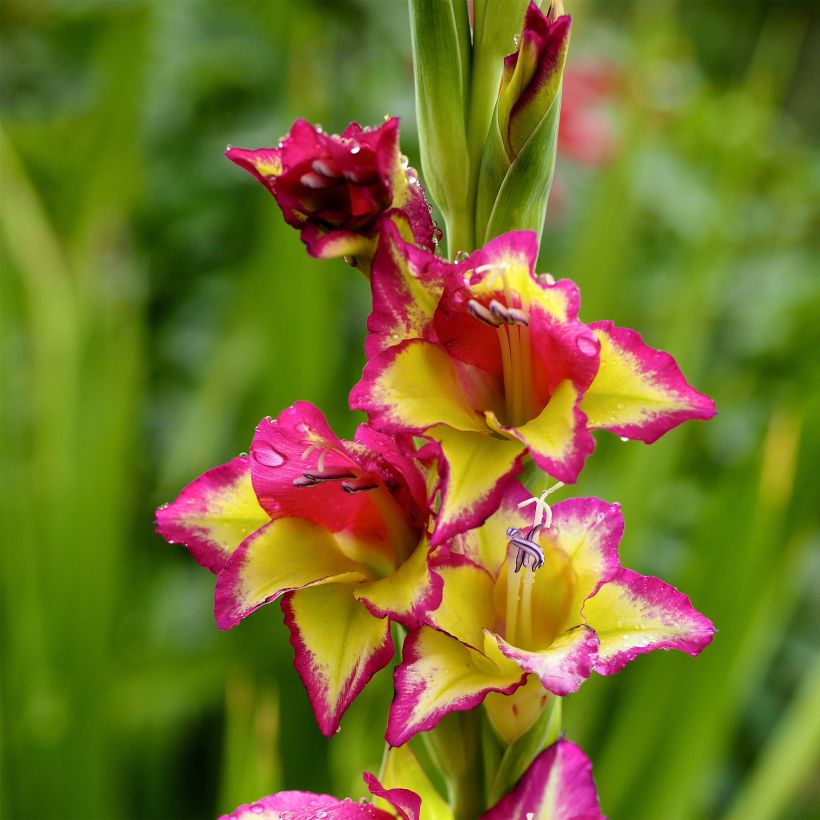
[226,118,436,271]
[559,61,621,166]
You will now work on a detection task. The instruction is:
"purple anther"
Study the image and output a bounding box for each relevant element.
[468,299,502,327]
[506,524,545,573]
[489,300,529,327]
[341,477,379,493]
[293,468,356,488]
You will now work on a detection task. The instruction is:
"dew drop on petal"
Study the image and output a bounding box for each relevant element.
[576,335,599,357]
[596,512,605,522]
[254,442,286,467]
[620,436,630,443]
[514,33,521,47]
[249,804,265,815]
[350,145,361,154]
[454,250,470,262]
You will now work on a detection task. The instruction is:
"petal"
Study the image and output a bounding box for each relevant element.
[366,222,443,358]
[283,583,395,737]
[220,791,395,819]
[548,498,623,613]
[350,339,485,434]
[387,627,525,747]
[363,772,421,820]
[581,321,716,444]
[427,425,525,546]
[425,553,497,649]
[376,746,451,820]
[225,146,283,186]
[156,456,268,574]
[488,380,594,484]
[251,407,391,548]
[214,519,366,630]
[299,224,378,261]
[354,539,443,629]
[480,738,605,820]
[489,626,599,696]
[584,567,715,675]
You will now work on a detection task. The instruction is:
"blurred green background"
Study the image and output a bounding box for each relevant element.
[1,0,818,818]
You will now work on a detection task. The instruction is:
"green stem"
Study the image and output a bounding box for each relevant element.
[445,209,475,260]
[421,710,484,819]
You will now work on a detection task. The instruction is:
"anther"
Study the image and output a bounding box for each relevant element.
[488,300,529,326]
[468,299,502,327]
[293,468,356,487]
[341,478,379,493]
[507,524,545,573]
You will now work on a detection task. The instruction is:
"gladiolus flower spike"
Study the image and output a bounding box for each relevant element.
[351,223,715,546]
[156,401,443,737]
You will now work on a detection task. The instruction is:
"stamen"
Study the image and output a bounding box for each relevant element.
[518,481,565,529]
[506,525,545,573]
[293,468,356,487]
[468,299,502,327]
[488,299,528,326]
[341,478,379,493]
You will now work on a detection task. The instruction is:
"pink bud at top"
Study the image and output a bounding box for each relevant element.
[498,2,572,161]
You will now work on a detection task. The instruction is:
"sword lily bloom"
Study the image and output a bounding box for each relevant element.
[156,401,442,736]
[351,223,715,545]
[386,487,714,746]
[226,118,436,271]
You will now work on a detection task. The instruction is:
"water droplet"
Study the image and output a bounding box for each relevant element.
[296,422,309,433]
[335,726,342,734]
[350,145,361,154]
[315,812,328,819]
[254,442,286,467]
[249,803,265,814]
[454,250,470,262]
[596,512,605,522]
[514,33,521,47]
[576,335,599,357]
[400,153,409,168]
[619,436,629,443]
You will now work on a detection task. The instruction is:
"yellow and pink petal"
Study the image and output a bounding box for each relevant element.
[354,540,443,629]
[581,321,715,444]
[487,380,595,484]
[283,582,395,737]
[387,627,526,747]
[155,456,268,574]
[584,567,715,675]
[488,625,599,696]
[366,222,444,358]
[351,339,486,435]
[480,738,605,820]
[427,425,525,546]
[363,773,421,820]
[213,518,366,630]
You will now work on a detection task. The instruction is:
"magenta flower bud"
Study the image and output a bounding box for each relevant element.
[498,1,572,161]
[226,118,436,270]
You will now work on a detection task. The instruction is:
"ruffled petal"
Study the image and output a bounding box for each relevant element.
[581,321,716,443]
[350,339,485,435]
[489,626,599,696]
[424,553,497,649]
[283,583,394,737]
[363,773,421,820]
[214,519,366,630]
[480,738,605,820]
[488,380,594,484]
[220,790,394,819]
[387,627,525,747]
[377,746,451,820]
[548,498,623,613]
[584,567,715,675]
[365,222,444,358]
[156,456,268,574]
[354,539,442,629]
[427,425,525,546]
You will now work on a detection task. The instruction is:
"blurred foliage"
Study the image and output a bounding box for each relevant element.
[1,0,818,818]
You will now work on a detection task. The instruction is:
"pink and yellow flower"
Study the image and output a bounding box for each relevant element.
[386,488,714,746]
[226,118,436,269]
[156,401,441,736]
[351,223,715,545]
